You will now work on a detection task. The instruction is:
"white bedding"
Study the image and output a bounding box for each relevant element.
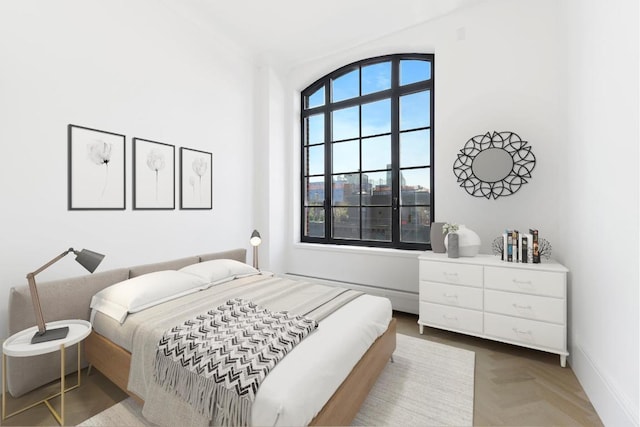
[251,293,391,426]
[91,275,392,426]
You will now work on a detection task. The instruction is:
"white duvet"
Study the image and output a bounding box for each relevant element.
[250,293,391,426]
[91,277,392,426]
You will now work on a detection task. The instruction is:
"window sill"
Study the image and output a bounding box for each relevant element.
[292,242,422,259]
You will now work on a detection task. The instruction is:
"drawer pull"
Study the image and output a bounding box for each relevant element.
[443,293,458,299]
[513,279,533,286]
[512,303,532,310]
[443,272,459,277]
[443,314,458,321]
[512,328,532,335]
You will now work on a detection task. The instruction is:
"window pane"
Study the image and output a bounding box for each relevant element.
[400,206,430,243]
[301,54,434,249]
[362,171,391,206]
[305,145,324,176]
[400,168,430,205]
[362,61,391,95]
[332,173,360,206]
[332,140,359,174]
[362,135,391,172]
[400,90,430,131]
[306,114,324,145]
[362,98,391,137]
[306,86,325,109]
[362,207,392,241]
[305,207,325,238]
[332,106,359,141]
[332,207,360,239]
[400,59,432,85]
[305,177,324,206]
[400,129,430,168]
[332,69,359,102]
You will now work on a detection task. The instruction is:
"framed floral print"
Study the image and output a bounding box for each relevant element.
[180,147,212,210]
[133,138,175,210]
[68,124,126,210]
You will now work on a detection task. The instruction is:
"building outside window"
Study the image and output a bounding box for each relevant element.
[301,54,434,250]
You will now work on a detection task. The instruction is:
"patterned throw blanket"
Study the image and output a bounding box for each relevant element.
[153,298,318,426]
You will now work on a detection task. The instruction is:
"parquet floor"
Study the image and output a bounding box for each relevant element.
[395,311,603,426]
[1,311,603,426]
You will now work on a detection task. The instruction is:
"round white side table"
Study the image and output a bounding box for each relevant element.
[2,319,92,426]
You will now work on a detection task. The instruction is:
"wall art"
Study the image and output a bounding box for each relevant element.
[180,147,212,210]
[453,131,536,199]
[68,124,126,210]
[133,138,175,210]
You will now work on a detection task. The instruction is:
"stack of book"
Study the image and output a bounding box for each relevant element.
[502,229,540,263]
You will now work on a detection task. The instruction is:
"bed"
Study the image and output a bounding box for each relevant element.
[7,249,396,426]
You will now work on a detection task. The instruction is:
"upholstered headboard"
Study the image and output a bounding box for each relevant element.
[5,248,246,397]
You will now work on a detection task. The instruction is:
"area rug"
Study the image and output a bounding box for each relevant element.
[78,333,475,427]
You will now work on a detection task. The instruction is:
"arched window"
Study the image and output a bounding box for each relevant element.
[301,53,434,250]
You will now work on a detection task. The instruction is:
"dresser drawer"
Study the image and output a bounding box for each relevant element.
[420,281,483,310]
[485,290,564,324]
[419,302,483,334]
[484,266,565,297]
[420,261,483,287]
[484,313,566,351]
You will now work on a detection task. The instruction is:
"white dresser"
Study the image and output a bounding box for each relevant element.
[418,253,569,366]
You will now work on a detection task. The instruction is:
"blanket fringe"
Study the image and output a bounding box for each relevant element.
[154,352,252,426]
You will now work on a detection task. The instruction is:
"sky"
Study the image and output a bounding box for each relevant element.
[305,59,432,194]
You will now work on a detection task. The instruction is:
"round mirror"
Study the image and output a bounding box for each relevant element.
[471,148,513,183]
[452,131,536,199]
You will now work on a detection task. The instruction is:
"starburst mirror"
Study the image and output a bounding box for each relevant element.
[453,131,536,199]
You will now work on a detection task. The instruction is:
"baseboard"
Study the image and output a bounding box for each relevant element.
[284,273,419,314]
[571,342,638,427]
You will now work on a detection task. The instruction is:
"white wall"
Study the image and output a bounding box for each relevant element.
[252,65,289,274]
[562,0,639,425]
[266,0,639,424]
[278,0,566,307]
[0,0,257,337]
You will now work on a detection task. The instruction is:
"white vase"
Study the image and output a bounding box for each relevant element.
[444,225,481,257]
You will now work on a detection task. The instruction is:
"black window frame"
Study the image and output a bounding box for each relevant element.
[301,53,435,250]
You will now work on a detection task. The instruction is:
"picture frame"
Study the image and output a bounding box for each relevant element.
[68,124,126,210]
[180,147,213,210]
[133,138,175,210]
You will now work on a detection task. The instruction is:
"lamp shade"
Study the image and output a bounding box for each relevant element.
[250,230,262,247]
[74,249,105,273]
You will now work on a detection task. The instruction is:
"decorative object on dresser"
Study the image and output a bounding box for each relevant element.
[537,238,552,260]
[418,253,569,367]
[452,131,536,199]
[447,233,459,258]
[27,247,105,343]
[500,228,551,263]
[491,236,504,257]
[443,224,481,257]
[429,222,447,253]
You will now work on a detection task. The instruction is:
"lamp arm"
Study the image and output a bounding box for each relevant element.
[28,248,75,277]
[26,248,75,334]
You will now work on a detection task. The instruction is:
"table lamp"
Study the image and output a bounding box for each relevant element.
[250,230,261,270]
[27,247,105,344]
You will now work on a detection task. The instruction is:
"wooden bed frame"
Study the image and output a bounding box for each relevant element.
[85,317,396,426]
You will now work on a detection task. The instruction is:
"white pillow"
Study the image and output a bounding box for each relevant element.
[90,270,208,323]
[179,259,259,287]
